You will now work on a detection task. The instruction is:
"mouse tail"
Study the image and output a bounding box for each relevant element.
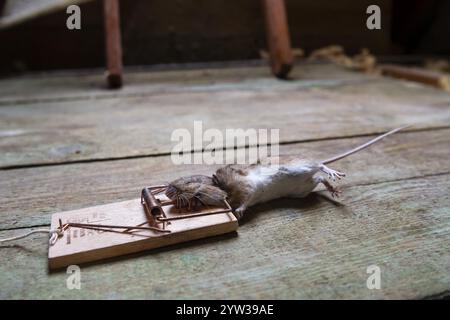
[321,125,411,165]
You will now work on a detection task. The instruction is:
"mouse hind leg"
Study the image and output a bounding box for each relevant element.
[320,164,345,181]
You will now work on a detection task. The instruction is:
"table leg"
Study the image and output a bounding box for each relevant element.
[262,0,293,79]
[103,0,123,89]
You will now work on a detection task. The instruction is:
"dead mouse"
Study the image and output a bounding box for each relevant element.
[167,126,408,220]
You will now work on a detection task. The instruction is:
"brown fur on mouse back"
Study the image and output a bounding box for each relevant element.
[213,164,255,210]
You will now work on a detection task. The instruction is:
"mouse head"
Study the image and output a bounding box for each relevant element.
[165,177,191,205]
[165,175,211,207]
[165,175,228,209]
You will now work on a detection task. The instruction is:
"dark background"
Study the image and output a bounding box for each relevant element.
[0,0,449,74]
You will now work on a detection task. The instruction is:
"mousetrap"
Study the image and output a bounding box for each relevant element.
[48,185,238,269]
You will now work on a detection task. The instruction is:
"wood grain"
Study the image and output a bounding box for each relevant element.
[0,73,449,168]
[1,174,448,299]
[0,129,448,230]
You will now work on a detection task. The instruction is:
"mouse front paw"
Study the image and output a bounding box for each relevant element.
[326,182,342,198]
[319,177,342,199]
[233,206,246,220]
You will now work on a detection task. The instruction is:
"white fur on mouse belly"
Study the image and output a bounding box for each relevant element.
[245,161,320,207]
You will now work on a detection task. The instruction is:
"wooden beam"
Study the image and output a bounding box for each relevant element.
[103,0,123,89]
[262,0,293,79]
[381,64,450,92]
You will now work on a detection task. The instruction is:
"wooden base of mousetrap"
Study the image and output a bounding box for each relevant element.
[48,193,238,270]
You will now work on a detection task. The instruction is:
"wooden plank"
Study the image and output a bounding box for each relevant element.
[1,129,449,230]
[1,174,448,299]
[0,77,449,168]
[0,64,374,105]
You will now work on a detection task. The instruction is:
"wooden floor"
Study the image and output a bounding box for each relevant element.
[0,62,449,299]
